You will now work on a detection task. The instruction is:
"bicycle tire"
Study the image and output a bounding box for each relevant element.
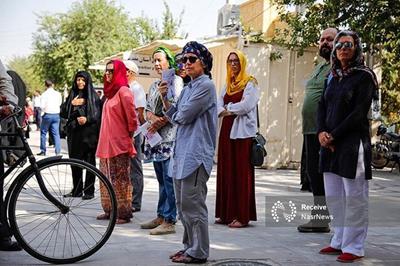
[8,158,117,264]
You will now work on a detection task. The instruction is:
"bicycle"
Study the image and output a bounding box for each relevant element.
[0,102,117,264]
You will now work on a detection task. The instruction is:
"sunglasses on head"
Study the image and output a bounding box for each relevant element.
[335,41,354,50]
[182,56,199,64]
[105,68,114,73]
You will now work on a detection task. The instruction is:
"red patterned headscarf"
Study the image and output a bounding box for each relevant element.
[103,60,128,99]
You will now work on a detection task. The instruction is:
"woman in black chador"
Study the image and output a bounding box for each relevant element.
[61,71,101,200]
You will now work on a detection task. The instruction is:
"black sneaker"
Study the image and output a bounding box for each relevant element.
[82,194,94,200]
[64,192,82,198]
[36,151,46,156]
[0,239,22,251]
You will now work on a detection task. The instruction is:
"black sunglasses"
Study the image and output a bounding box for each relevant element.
[105,68,114,73]
[335,41,354,50]
[182,56,199,64]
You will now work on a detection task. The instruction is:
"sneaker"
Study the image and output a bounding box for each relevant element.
[336,253,363,263]
[319,246,342,255]
[36,151,46,156]
[297,220,330,233]
[149,222,176,235]
[140,217,163,229]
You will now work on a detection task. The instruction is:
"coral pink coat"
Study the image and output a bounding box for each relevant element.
[96,86,137,158]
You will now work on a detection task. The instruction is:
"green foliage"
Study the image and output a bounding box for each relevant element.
[31,0,184,88]
[272,0,400,122]
[32,0,139,87]
[7,56,43,96]
[160,0,184,39]
[133,14,160,45]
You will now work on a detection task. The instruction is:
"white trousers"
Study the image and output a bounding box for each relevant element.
[323,141,369,256]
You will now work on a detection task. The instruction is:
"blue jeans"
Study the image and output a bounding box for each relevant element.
[40,113,61,154]
[153,159,176,223]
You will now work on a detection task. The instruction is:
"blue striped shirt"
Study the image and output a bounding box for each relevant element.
[164,74,217,180]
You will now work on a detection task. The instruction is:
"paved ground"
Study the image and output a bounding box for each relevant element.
[1,129,400,265]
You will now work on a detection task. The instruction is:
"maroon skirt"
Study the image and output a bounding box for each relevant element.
[215,93,257,224]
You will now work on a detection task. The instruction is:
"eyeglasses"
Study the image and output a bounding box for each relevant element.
[227,59,240,65]
[105,68,114,73]
[335,41,354,50]
[177,63,185,70]
[182,56,199,64]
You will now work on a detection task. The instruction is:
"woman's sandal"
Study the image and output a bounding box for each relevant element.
[96,213,110,220]
[172,254,207,264]
[228,220,248,228]
[169,250,185,259]
[116,219,130,224]
[214,218,226,224]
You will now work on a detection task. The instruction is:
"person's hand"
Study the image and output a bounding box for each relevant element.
[0,105,13,117]
[326,144,335,153]
[158,81,168,98]
[77,116,87,125]
[318,131,334,147]
[147,123,158,134]
[72,96,86,106]
[0,95,8,105]
[219,109,234,117]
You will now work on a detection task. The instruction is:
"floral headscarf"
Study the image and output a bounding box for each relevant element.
[103,60,128,99]
[226,50,257,95]
[182,41,213,79]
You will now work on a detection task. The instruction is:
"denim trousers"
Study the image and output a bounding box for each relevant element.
[153,158,176,223]
[40,113,61,154]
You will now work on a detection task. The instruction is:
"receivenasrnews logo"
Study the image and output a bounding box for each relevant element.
[265,195,400,227]
[271,200,297,222]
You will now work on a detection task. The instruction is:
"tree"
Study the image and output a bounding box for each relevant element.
[7,56,43,95]
[31,0,184,88]
[32,0,139,87]
[133,14,160,45]
[132,1,185,45]
[272,0,400,122]
[160,0,184,39]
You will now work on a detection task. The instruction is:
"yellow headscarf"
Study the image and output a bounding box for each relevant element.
[226,50,256,95]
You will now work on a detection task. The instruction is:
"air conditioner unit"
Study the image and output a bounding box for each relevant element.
[217,4,240,35]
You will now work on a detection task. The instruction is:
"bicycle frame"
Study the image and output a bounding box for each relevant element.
[1,112,69,235]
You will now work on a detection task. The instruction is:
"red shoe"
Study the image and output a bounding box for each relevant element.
[336,253,363,263]
[319,246,342,255]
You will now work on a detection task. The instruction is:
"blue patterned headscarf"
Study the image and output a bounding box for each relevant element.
[182,41,213,79]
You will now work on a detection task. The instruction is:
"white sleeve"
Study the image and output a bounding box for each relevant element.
[217,85,226,116]
[135,85,146,109]
[226,82,260,115]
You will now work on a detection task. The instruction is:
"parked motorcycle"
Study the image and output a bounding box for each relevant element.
[371,122,400,169]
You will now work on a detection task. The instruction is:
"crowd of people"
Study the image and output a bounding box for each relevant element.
[0,28,378,263]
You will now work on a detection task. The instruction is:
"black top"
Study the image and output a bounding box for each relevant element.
[317,70,375,179]
[60,71,101,149]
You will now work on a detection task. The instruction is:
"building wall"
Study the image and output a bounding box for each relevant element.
[240,0,279,34]
[134,38,320,169]
[243,43,318,168]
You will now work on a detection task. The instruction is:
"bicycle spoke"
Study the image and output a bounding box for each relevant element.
[10,159,116,263]
[69,209,104,239]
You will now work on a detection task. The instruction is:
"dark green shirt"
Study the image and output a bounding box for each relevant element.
[302,61,330,134]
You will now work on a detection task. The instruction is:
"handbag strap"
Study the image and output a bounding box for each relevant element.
[256,104,260,130]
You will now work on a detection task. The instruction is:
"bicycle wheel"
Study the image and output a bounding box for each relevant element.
[8,158,117,264]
